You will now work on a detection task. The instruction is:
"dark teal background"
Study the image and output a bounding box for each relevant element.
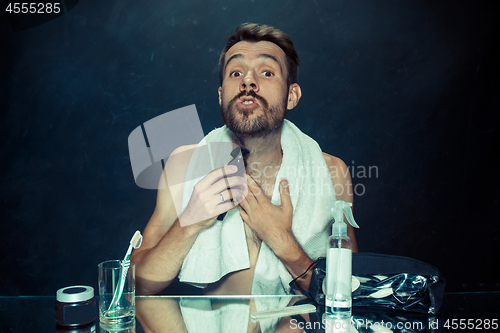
[1,0,498,295]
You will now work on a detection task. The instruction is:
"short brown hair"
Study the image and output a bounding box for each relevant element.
[218,23,299,87]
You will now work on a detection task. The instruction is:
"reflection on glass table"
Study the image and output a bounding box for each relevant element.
[136,295,305,333]
[135,292,500,333]
[0,292,498,332]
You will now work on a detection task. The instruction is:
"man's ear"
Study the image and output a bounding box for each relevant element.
[218,87,222,106]
[287,83,302,110]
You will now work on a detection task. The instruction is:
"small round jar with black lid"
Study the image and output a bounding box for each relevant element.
[55,286,96,328]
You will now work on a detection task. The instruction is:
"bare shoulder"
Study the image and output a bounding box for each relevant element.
[172,144,198,154]
[149,143,199,223]
[322,152,350,182]
[140,144,198,251]
[322,152,346,168]
[322,152,353,203]
[165,144,198,170]
[156,143,198,211]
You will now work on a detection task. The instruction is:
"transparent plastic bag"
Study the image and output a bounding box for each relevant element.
[291,253,445,315]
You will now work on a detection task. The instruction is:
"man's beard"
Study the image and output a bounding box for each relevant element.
[221,90,288,137]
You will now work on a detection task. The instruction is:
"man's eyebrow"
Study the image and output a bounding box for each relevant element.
[257,53,281,69]
[225,53,283,72]
[225,53,243,68]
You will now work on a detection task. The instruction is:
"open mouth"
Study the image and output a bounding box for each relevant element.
[237,96,259,109]
[236,97,259,110]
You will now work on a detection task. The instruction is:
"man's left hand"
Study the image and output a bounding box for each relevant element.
[238,174,293,252]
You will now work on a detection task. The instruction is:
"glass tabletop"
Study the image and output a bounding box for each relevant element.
[0,292,498,332]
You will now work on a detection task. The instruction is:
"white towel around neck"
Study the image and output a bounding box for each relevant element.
[178,119,337,295]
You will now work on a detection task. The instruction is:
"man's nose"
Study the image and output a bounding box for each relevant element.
[240,71,259,93]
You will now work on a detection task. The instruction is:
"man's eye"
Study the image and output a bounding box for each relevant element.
[262,70,274,77]
[230,71,242,77]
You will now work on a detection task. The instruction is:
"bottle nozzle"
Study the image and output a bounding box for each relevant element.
[331,200,359,236]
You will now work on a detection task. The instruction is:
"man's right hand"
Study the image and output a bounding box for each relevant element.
[178,165,248,229]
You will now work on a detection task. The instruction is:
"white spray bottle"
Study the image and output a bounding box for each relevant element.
[325,200,359,319]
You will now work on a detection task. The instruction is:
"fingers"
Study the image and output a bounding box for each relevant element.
[180,165,247,228]
[237,175,257,214]
[279,180,292,211]
[218,188,247,205]
[180,186,245,227]
[238,174,268,216]
[197,166,246,194]
[206,165,240,185]
[240,177,292,211]
[238,206,249,222]
[212,174,247,194]
[209,187,246,218]
[192,167,246,200]
[244,174,265,202]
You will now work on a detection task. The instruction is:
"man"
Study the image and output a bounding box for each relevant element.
[131,23,357,296]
